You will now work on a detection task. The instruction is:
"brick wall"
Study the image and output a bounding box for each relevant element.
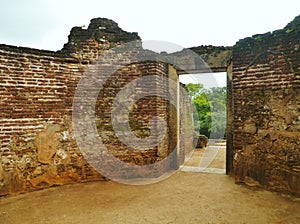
[232,15,300,195]
[0,17,188,194]
[0,44,104,195]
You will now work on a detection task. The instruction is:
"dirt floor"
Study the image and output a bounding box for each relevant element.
[185,140,226,170]
[1,143,300,224]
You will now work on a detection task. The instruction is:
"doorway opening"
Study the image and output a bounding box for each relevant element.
[179,72,228,174]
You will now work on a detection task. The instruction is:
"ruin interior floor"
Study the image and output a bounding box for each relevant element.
[1,144,299,224]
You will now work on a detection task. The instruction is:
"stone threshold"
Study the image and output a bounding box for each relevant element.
[180,166,226,174]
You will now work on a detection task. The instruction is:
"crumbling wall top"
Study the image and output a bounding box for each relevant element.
[61,17,141,54]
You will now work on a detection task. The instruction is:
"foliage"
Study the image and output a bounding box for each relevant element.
[285,28,293,34]
[186,83,226,139]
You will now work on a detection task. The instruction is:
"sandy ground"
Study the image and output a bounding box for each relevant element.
[1,143,300,224]
[185,140,226,169]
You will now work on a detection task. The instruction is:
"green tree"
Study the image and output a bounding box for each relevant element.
[186,84,226,139]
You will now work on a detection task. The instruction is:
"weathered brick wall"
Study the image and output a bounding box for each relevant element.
[232,15,300,195]
[0,44,180,195]
[0,18,184,195]
[94,60,175,178]
[0,45,106,195]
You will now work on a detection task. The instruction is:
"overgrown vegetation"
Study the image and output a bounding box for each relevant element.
[186,83,226,139]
